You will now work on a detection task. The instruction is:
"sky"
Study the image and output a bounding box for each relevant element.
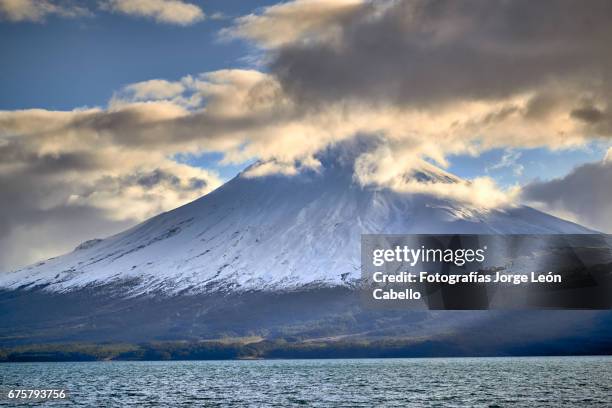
[0,0,611,271]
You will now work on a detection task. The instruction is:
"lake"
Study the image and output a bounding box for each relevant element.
[1,357,610,406]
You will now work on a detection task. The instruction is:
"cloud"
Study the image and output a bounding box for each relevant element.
[352,142,519,209]
[227,0,612,148]
[0,0,89,22]
[0,102,222,272]
[221,0,612,190]
[522,151,612,232]
[208,12,226,21]
[221,1,612,161]
[66,163,217,221]
[242,161,300,178]
[236,0,612,111]
[401,176,519,210]
[1,0,207,25]
[242,156,322,178]
[0,206,133,276]
[222,0,365,48]
[120,79,187,101]
[102,0,204,25]
[486,149,524,177]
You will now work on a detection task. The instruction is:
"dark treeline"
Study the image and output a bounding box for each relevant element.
[2,337,610,362]
[0,340,449,362]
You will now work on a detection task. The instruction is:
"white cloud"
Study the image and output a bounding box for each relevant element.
[242,156,321,178]
[102,0,204,25]
[121,79,187,101]
[222,0,365,48]
[401,177,520,210]
[352,143,519,210]
[242,161,299,178]
[1,69,602,218]
[486,149,524,177]
[1,69,604,190]
[0,0,89,22]
[209,11,226,21]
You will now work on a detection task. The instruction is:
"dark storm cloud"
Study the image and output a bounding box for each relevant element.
[570,105,612,136]
[188,177,207,190]
[0,144,103,174]
[523,93,563,121]
[522,156,612,232]
[133,169,181,188]
[83,169,208,193]
[571,106,606,124]
[268,0,612,109]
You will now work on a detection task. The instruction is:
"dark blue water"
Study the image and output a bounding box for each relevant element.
[1,357,610,406]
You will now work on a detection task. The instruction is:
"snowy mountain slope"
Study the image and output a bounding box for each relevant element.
[0,150,592,295]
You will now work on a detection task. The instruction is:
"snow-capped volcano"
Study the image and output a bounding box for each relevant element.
[0,148,590,295]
